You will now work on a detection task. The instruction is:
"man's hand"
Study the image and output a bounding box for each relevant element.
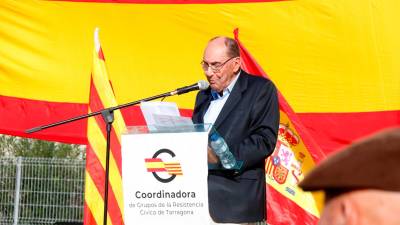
[208,146,219,164]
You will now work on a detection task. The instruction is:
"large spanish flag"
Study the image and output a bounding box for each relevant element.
[1,0,400,224]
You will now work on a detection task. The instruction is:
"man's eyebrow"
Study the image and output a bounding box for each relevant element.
[203,60,221,65]
[210,61,222,65]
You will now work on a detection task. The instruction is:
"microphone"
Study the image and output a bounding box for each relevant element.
[170,80,209,96]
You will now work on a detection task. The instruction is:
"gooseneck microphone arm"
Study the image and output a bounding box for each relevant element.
[25,81,209,134]
[26,90,171,134]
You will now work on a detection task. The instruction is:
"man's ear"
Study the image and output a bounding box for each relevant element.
[234,57,241,73]
[338,199,358,225]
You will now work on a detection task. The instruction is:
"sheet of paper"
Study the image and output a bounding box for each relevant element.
[140,101,181,125]
[140,101,193,131]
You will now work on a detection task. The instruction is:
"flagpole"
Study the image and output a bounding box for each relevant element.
[101,109,114,225]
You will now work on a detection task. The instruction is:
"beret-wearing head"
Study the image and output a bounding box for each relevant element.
[299,128,400,193]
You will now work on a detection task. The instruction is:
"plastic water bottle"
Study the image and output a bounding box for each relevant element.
[210,132,237,169]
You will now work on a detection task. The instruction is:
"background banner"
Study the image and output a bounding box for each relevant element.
[1,0,400,224]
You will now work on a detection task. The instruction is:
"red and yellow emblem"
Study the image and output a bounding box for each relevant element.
[145,158,183,176]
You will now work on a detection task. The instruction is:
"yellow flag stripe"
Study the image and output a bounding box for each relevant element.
[84,171,113,225]
[2,1,400,112]
[145,162,165,168]
[92,53,126,141]
[87,115,125,218]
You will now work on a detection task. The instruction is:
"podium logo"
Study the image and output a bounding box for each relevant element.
[145,148,183,183]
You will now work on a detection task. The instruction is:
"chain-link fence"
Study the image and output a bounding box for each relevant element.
[0,157,85,225]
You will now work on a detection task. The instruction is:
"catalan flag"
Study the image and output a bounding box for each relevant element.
[145,158,183,175]
[234,29,326,225]
[84,28,126,225]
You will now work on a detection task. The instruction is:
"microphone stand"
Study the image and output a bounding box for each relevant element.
[25,89,182,225]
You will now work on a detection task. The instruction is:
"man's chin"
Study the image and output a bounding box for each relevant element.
[210,84,222,92]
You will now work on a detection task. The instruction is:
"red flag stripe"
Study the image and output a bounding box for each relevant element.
[98,47,105,60]
[85,145,124,225]
[86,146,105,195]
[1,94,398,154]
[0,94,221,145]
[267,185,318,225]
[298,111,400,155]
[89,78,123,174]
[147,168,167,172]
[145,158,163,162]
[0,95,88,144]
[54,0,287,4]
[84,201,98,225]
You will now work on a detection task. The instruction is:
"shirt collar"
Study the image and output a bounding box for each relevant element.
[211,71,241,100]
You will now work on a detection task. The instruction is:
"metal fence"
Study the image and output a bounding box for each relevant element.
[0,157,85,225]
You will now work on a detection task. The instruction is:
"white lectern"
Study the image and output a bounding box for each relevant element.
[121,124,212,225]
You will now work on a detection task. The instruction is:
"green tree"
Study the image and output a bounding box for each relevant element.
[0,135,85,159]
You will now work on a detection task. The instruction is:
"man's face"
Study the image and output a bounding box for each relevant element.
[202,38,240,93]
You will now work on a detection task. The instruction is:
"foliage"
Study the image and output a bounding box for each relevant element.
[0,135,85,159]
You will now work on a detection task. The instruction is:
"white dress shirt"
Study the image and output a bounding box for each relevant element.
[203,73,240,125]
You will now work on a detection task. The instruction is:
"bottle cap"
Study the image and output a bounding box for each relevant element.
[210,132,219,142]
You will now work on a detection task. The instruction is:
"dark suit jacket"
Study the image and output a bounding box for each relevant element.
[192,71,279,223]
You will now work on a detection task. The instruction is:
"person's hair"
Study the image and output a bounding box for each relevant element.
[209,36,240,58]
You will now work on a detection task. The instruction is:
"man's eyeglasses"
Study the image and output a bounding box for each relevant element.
[201,57,237,73]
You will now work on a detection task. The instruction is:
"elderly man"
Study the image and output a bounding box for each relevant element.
[299,128,400,225]
[192,36,279,224]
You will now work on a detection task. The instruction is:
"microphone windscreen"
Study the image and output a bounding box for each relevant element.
[198,80,209,90]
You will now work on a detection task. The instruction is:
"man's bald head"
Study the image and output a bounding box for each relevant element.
[207,36,240,58]
[202,36,241,92]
